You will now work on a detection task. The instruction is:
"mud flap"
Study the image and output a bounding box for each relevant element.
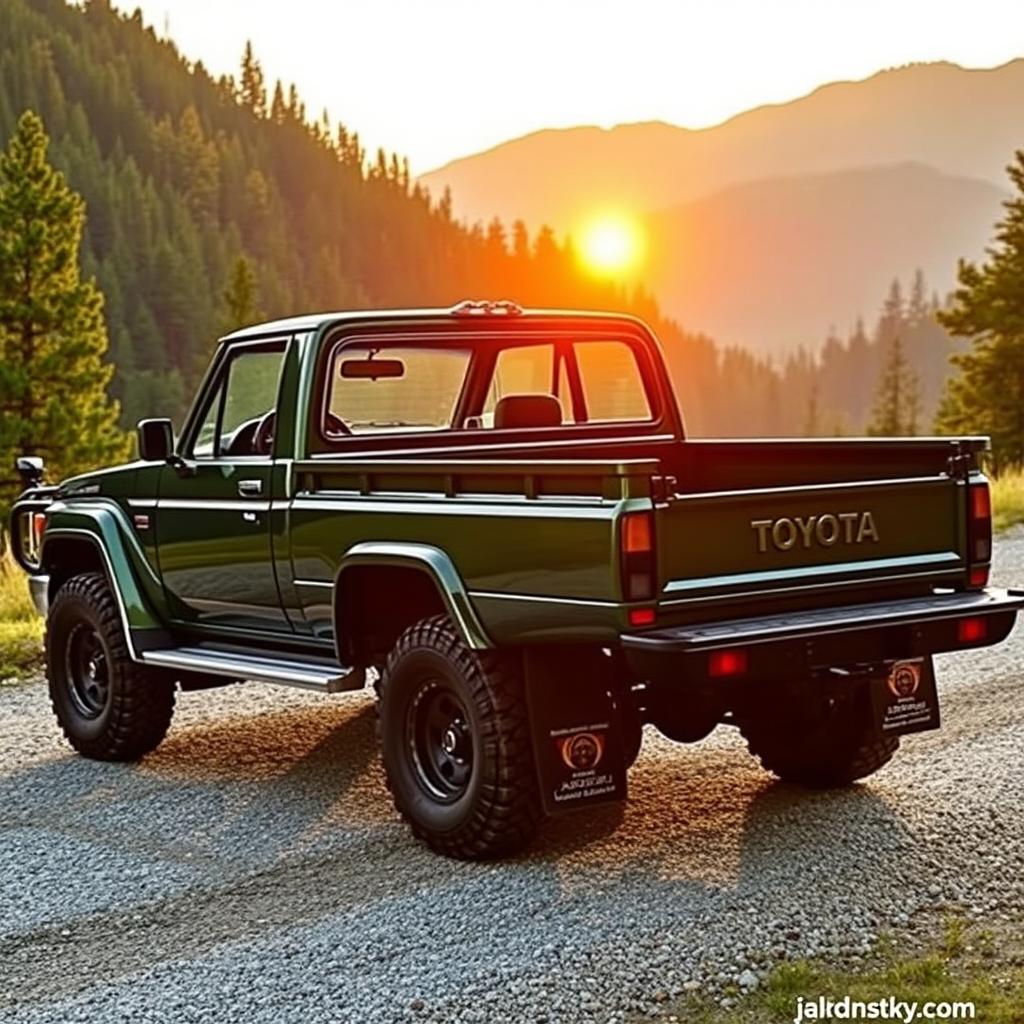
[523,648,628,816]
[871,655,941,736]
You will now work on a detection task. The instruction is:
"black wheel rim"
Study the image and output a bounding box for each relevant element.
[407,679,474,802]
[65,623,110,719]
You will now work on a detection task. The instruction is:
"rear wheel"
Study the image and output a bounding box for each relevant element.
[377,616,541,859]
[739,686,898,787]
[46,573,175,760]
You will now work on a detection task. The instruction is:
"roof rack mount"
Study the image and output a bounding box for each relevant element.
[451,299,523,317]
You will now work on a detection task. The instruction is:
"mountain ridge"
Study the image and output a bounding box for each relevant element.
[419,58,1024,231]
[419,58,1021,354]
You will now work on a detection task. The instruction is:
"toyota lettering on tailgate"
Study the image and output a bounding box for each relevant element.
[750,512,879,553]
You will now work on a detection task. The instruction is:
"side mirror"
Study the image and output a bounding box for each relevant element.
[15,456,45,487]
[137,418,174,462]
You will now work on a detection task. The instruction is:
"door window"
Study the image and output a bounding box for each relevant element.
[192,342,286,458]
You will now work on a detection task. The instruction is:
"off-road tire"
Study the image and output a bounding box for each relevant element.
[46,572,175,760]
[740,689,898,788]
[377,615,541,859]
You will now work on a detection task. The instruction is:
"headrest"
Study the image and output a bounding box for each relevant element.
[493,394,563,430]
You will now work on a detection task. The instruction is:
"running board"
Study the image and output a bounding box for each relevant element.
[140,646,365,693]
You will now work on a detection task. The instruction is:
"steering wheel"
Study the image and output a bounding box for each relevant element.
[253,411,276,455]
[325,412,351,436]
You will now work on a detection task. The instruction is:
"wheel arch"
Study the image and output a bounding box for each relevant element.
[332,542,490,667]
[41,502,169,656]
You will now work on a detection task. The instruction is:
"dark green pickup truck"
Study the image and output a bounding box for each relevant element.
[10,301,1024,858]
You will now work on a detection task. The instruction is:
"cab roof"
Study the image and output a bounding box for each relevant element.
[218,302,645,344]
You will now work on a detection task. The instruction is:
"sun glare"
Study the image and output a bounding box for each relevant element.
[579,214,644,276]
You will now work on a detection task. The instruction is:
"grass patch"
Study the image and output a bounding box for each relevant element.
[654,917,1024,1023]
[0,549,43,682]
[992,470,1024,533]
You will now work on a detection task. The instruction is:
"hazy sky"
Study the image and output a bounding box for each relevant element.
[111,0,1024,173]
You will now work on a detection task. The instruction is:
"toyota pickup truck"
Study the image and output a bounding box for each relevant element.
[10,301,1023,859]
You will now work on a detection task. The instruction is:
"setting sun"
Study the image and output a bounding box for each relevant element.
[578,214,644,276]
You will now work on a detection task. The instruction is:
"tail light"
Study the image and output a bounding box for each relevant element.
[628,607,656,628]
[620,510,656,602]
[708,648,748,678]
[957,617,987,644]
[966,479,991,589]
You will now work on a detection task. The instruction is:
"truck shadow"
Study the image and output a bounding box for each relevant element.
[532,730,913,900]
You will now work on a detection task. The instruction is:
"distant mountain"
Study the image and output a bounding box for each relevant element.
[420,59,1022,355]
[644,163,1005,353]
[420,60,1024,230]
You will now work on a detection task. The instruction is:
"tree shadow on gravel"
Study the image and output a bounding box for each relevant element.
[0,696,385,871]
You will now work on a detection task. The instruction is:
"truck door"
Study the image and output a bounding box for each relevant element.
[156,338,291,632]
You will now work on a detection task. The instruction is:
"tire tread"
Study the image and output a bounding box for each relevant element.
[741,714,898,787]
[46,572,175,761]
[378,615,540,859]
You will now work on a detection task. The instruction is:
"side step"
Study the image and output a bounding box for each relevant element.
[140,646,366,693]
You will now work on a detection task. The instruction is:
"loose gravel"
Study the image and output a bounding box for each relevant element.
[2,538,1024,1023]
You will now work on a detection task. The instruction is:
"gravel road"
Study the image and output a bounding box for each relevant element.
[3,539,1024,1024]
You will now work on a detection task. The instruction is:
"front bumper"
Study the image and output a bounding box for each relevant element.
[28,574,50,618]
[622,588,1024,682]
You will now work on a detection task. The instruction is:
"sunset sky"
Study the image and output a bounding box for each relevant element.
[111,0,1024,173]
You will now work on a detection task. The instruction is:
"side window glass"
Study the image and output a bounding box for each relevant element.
[192,381,223,458]
[191,344,285,458]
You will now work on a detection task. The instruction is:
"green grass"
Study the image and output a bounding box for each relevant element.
[992,470,1024,533]
[0,549,44,682]
[654,917,1024,1024]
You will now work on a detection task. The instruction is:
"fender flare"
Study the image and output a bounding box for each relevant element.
[333,541,491,651]
[41,500,169,658]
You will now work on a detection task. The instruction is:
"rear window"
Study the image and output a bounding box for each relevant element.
[322,333,654,438]
[326,344,471,435]
[576,340,651,422]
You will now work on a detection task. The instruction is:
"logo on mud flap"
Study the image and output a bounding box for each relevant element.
[750,511,879,553]
[888,662,921,699]
[559,731,604,771]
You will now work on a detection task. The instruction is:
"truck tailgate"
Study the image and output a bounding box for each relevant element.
[656,474,966,611]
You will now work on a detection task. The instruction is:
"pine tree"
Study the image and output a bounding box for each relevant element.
[0,111,128,508]
[270,81,287,125]
[239,41,266,118]
[803,384,820,436]
[221,255,262,332]
[937,150,1024,471]
[868,335,920,436]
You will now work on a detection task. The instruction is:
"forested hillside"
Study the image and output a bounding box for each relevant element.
[0,0,686,425]
[0,0,959,438]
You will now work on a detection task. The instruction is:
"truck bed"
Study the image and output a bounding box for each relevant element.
[297,434,984,634]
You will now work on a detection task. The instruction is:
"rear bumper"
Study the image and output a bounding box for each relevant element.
[622,588,1024,682]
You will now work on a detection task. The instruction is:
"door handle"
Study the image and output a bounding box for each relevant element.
[237,479,263,497]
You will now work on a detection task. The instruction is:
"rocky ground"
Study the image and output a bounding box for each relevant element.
[2,539,1023,1023]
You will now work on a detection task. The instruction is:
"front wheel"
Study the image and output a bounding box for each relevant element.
[46,573,175,760]
[739,686,898,788]
[377,616,541,859]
